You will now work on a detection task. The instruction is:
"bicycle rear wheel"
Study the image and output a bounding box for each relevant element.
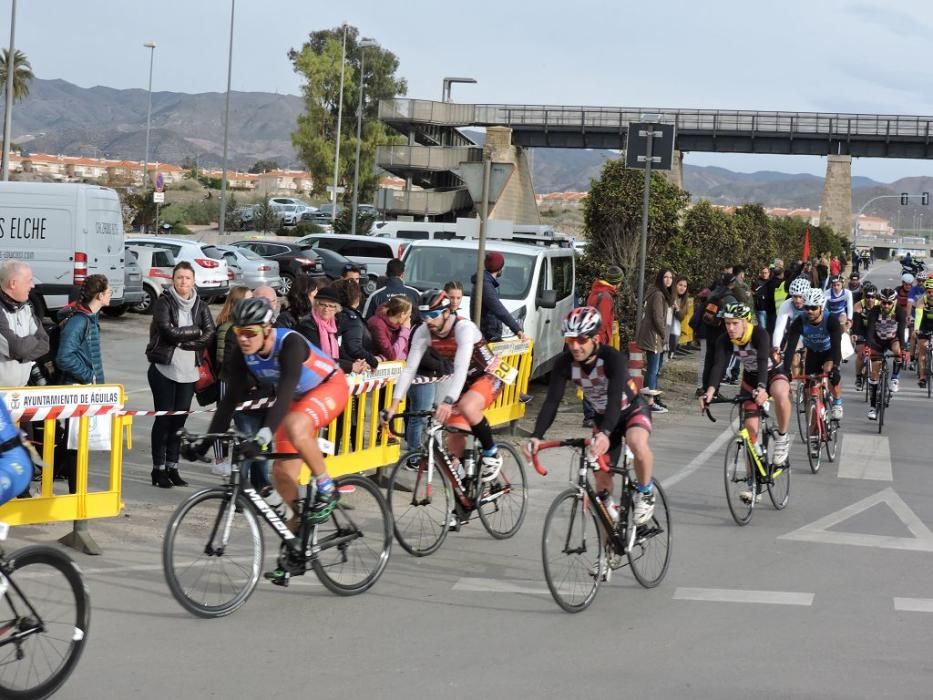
[724,439,754,525]
[928,347,932,399]
[312,474,392,596]
[0,546,89,700]
[627,481,672,588]
[541,488,602,613]
[477,443,528,539]
[386,450,452,556]
[163,487,263,619]
[806,402,822,474]
[877,371,887,434]
[825,417,839,462]
[767,458,790,510]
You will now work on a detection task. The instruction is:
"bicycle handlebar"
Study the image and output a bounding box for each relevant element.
[526,437,608,477]
[378,410,435,438]
[700,393,756,423]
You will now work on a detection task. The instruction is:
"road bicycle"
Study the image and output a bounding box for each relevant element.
[918,335,933,399]
[795,372,839,474]
[382,411,527,556]
[530,437,671,613]
[0,522,89,699]
[704,394,790,525]
[867,350,895,434]
[163,431,392,618]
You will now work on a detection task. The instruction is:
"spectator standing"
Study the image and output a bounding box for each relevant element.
[753,265,780,333]
[444,281,465,317]
[332,278,380,372]
[700,273,738,390]
[276,276,320,330]
[362,258,420,320]
[145,262,216,489]
[473,251,527,342]
[586,265,623,346]
[817,254,830,288]
[55,274,110,494]
[636,268,674,413]
[0,260,49,387]
[252,285,280,320]
[669,276,689,359]
[341,263,362,282]
[368,295,412,361]
[830,255,842,277]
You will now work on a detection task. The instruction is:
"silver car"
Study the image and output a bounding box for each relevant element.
[216,245,283,291]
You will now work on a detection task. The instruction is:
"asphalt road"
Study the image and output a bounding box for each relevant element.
[10,259,933,699]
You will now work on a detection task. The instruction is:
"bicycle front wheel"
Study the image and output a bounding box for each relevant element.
[627,480,672,588]
[386,450,452,556]
[477,443,528,539]
[724,438,754,525]
[825,417,839,462]
[877,372,887,434]
[0,546,89,700]
[767,457,790,510]
[927,348,932,399]
[312,474,392,596]
[163,488,263,619]
[806,402,822,474]
[795,385,809,444]
[542,488,602,613]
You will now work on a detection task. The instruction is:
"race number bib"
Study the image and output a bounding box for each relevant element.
[486,356,518,385]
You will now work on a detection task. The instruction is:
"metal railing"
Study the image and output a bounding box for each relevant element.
[376,145,482,172]
[375,187,472,216]
[380,99,933,138]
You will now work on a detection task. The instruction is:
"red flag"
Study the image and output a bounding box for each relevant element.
[802,225,811,261]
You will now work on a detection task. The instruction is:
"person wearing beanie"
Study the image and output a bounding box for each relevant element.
[471,251,526,342]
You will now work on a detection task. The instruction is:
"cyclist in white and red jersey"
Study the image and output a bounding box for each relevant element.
[384,290,505,479]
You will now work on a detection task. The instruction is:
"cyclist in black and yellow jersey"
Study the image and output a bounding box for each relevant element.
[865,288,907,420]
[915,278,933,388]
[851,282,877,392]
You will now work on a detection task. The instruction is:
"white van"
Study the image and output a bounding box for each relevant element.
[400,239,575,377]
[0,182,125,316]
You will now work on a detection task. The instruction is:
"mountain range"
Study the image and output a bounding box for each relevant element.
[9,78,933,220]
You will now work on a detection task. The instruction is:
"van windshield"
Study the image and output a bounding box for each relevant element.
[405,247,535,300]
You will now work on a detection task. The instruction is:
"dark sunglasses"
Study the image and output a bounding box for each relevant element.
[232,325,264,338]
[421,308,445,320]
[804,305,821,311]
[564,336,590,346]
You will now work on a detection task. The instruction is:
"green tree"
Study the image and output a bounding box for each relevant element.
[248,159,280,174]
[732,204,776,272]
[673,201,741,289]
[333,207,376,234]
[288,26,406,204]
[580,159,689,341]
[252,198,277,233]
[0,49,34,102]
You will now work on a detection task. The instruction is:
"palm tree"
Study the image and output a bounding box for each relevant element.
[0,49,33,102]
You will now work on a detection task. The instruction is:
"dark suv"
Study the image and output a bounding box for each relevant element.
[231,240,324,295]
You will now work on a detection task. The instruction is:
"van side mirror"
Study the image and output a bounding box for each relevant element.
[537,289,557,309]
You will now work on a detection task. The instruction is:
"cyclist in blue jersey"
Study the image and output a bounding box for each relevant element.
[824,275,853,330]
[783,288,844,419]
[188,298,348,572]
[0,399,33,507]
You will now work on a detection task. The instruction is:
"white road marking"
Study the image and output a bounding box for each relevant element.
[837,434,893,481]
[893,598,933,613]
[779,487,933,552]
[673,587,814,606]
[664,426,734,488]
[452,576,549,595]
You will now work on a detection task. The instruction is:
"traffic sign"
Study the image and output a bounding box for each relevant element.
[326,186,346,194]
[625,122,676,171]
[455,162,514,205]
[152,192,165,204]
[155,174,165,193]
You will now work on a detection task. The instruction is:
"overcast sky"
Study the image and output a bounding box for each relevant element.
[8,0,933,182]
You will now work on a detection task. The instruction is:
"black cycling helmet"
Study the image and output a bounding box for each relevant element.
[418,289,450,313]
[862,282,877,298]
[878,287,897,304]
[232,297,274,326]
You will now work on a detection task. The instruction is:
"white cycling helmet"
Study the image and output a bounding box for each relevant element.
[918,270,929,280]
[789,277,811,297]
[561,306,602,339]
[902,272,915,284]
[805,288,826,308]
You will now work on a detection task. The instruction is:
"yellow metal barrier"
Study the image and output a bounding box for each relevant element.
[0,384,128,527]
[486,338,533,426]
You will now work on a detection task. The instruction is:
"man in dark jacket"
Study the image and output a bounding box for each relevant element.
[753,265,782,335]
[472,252,526,342]
[361,258,420,320]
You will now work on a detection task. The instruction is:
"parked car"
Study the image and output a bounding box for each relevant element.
[269,197,316,217]
[233,205,257,231]
[269,202,299,227]
[301,203,342,225]
[230,238,324,295]
[102,247,145,317]
[215,244,283,291]
[312,247,375,294]
[126,244,175,314]
[297,233,393,278]
[125,236,230,301]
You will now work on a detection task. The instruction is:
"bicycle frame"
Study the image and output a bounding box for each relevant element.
[0,557,47,648]
[706,398,785,482]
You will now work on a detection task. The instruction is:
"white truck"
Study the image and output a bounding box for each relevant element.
[0,182,125,316]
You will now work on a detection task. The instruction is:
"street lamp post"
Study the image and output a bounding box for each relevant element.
[142,41,156,233]
[350,38,377,235]
[330,24,348,224]
[217,0,235,236]
[0,0,17,181]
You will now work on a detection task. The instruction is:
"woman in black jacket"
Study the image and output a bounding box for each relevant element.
[145,261,216,488]
[332,278,380,372]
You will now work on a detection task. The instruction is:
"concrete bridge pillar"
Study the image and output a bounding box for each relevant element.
[482,126,541,224]
[661,150,683,190]
[820,155,852,240]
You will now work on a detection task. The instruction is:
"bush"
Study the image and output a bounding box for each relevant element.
[294,222,326,236]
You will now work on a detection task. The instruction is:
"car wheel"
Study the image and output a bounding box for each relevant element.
[134,286,158,314]
[362,275,378,296]
[101,305,128,317]
[281,273,295,295]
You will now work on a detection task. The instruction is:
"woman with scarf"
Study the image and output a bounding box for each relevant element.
[145,262,216,488]
[636,268,674,413]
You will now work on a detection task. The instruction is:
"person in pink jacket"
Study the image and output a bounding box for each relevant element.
[367,296,413,361]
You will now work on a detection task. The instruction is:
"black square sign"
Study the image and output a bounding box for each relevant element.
[625,122,676,170]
